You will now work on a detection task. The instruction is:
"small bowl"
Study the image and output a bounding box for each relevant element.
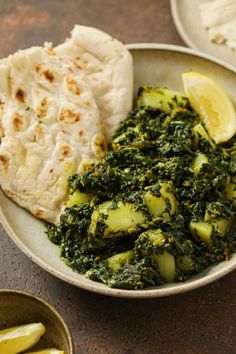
[0,289,74,354]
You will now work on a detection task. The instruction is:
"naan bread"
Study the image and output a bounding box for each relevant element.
[55,25,133,142]
[0,26,133,224]
[0,46,105,223]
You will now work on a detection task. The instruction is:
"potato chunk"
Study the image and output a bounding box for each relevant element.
[154,251,175,283]
[137,86,188,110]
[226,179,236,203]
[66,190,91,207]
[190,217,231,246]
[176,255,194,272]
[144,182,177,219]
[211,218,231,236]
[107,250,134,271]
[89,201,147,237]
[189,221,213,245]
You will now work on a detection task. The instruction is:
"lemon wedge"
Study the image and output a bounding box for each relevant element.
[182,72,236,143]
[25,349,64,354]
[0,322,45,354]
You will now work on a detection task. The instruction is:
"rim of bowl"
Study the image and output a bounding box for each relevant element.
[0,289,74,353]
[169,0,199,51]
[0,43,236,298]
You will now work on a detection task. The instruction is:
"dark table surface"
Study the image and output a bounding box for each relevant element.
[0,1,235,353]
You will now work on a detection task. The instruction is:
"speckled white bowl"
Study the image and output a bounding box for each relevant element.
[0,44,236,298]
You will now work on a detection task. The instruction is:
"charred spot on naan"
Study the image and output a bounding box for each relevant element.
[43,69,54,82]
[0,100,5,110]
[35,65,41,73]
[92,133,106,157]
[0,101,5,138]
[35,64,54,83]
[72,57,82,70]
[46,46,56,56]
[36,97,48,118]
[59,143,71,161]
[12,113,24,131]
[66,77,80,95]
[34,209,46,219]
[0,155,9,170]
[15,88,25,103]
[58,108,81,124]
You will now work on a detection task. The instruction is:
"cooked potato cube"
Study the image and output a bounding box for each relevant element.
[226,180,236,202]
[137,86,188,110]
[66,190,91,207]
[107,250,134,271]
[189,221,213,245]
[89,201,147,237]
[144,182,177,219]
[154,251,175,283]
[176,255,194,272]
[144,191,167,217]
[211,218,231,236]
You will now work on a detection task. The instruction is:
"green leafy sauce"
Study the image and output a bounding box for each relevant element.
[47,86,236,290]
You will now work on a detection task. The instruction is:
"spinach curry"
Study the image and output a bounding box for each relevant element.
[47,85,236,289]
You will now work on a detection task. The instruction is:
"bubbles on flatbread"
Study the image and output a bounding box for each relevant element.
[0,46,104,224]
[0,25,133,224]
[55,25,133,142]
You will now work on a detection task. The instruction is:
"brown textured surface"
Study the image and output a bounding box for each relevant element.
[0,1,235,353]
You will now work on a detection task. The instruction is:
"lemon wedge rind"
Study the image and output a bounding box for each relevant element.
[0,322,45,354]
[182,71,236,144]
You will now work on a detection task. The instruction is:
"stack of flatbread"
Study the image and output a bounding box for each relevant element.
[0,25,133,224]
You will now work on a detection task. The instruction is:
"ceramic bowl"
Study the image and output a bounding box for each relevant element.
[0,44,236,298]
[0,289,74,353]
[170,0,236,67]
